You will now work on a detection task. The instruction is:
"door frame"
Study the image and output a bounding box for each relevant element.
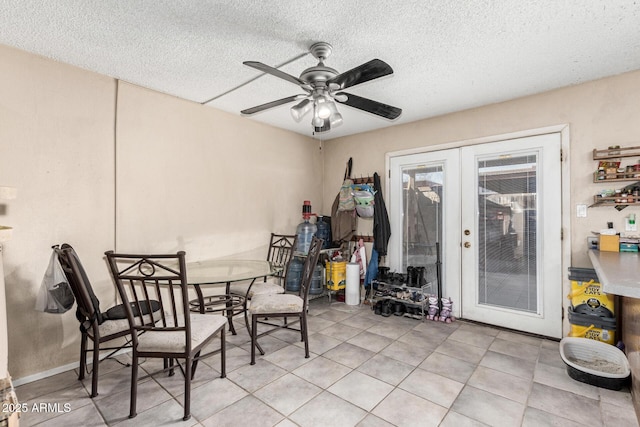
[385,125,571,334]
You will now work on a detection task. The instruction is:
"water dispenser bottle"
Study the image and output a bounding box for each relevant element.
[296,201,317,255]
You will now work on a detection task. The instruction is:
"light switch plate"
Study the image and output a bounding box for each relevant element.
[576,204,587,218]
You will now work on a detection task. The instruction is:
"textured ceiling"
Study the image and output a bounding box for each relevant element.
[1,1,640,140]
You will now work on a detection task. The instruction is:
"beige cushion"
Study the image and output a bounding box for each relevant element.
[230,281,285,299]
[250,294,303,315]
[86,312,158,339]
[248,283,285,297]
[136,314,226,354]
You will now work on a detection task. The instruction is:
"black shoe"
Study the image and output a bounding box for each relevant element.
[381,300,392,317]
[374,300,383,315]
[393,301,405,316]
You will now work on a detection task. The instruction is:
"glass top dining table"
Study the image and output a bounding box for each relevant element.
[186,259,279,335]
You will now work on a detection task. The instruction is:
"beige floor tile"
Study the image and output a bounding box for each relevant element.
[305,316,337,333]
[451,385,525,426]
[322,342,376,369]
[18,383,93,426]
[296,331,343,354]
[440,411,491,426]
[114,399,198,427]
[467,365,531,404]
[448,328,496,349]
[347,330,394,353]
[366,320,413,340]
[372,388,448,427]
[379,339,432,366]
[292,356,352,389]
[479,350,536,380]
[289,390,368,427]
[601,400,640,427]
[419,351,477,383]
[436,338,487,364]
[319,323,362,341]
[31,402,107,427]
[398,368,464,408]
[340,312,380,330]
[356,414,395,426]
[177,378,244,422]
[253,373,322,416]
[456,321,500,337]
[94,378,174,424]
[327,371,394,411]
[521,407,585,427]
[262,344,318,371]
[200,395,284,427]
[356,354,415,386]
[14,369,87,402]
[488,338,539,362]
[527,382,601,425]
[14,298,639,427]
[496,330,543,347]
[533,362,599,400]
[226,359,287,393]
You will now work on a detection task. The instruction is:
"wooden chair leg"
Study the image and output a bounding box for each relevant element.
[129,354,138,418]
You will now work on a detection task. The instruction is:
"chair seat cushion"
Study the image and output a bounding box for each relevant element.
[136,313,226,354]
[86,310,159,339]
[250,294,303,315]
[229,281,285,299]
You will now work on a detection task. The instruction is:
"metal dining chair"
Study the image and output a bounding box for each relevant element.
[105,251,226,421]
[54,244,161,398]
[249,235,323,365]
[229,233,297,353]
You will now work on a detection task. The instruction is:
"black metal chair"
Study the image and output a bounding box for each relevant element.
[229,233,297,352]
[249,235,323,365]
[105,250,226,421]
[54,244,161,398]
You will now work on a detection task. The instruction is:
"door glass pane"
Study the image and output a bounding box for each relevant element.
[401,164,443,286]
[477,154,537,312]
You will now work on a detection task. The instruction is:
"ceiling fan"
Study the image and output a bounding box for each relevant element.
[240,42,402,133]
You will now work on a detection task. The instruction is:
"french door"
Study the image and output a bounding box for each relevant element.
[389,133,562,337]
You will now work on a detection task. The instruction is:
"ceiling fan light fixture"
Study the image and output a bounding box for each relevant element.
[290,98,312,122]
[312,115,324,128]
[330,112,343,128]
[315,97,332,119]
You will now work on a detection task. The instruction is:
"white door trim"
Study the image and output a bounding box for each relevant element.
[385,125,571,336]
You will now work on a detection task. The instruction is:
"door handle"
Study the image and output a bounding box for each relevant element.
[464,242,471,248]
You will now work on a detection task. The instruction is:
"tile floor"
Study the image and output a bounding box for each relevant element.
[14,298,639,427]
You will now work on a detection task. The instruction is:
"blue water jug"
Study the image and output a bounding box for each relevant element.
[286,257,304,291]
[296,219,317,255]
[316,216,331,249]
[309,263,324,295]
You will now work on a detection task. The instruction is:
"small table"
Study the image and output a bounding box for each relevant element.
[186,259,276,335]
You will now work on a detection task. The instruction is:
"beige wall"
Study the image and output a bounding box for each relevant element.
[0,45,116,379]
[323,70,640,270]
[0,44,320,380]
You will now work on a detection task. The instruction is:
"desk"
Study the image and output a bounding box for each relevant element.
[186,259,276,335]
[588,250,640,298]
